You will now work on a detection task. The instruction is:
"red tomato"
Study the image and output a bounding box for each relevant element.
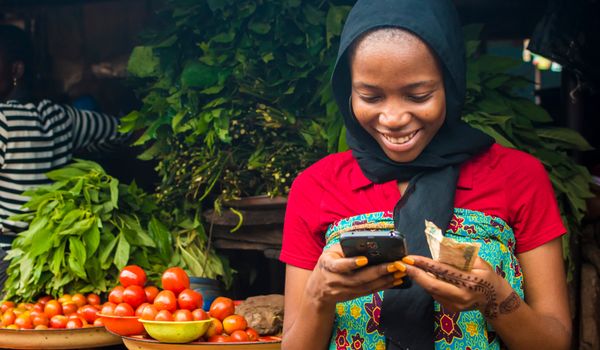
[135,303,150,317]
[161,267,190,295]
[32,313,49,327]
[123,285,146,309]
[79,305,99,323]
[2,310,16,326]
[153,290,177,312]
[139,304,159,320]
[0,301,15,313]
[177,289,203,311]
[230,329,249,342]
[100,302,116,316]
[119,265,147,287]
[12,308,25,316]
[32,303,44,313]
[86,293,101,306]
[246,327,259,341]
[205,317,224,337]
[68,313,82,320]
[57,294,72,304]
[15,314,33,329]
[34,324,48,330]
[173,309,193,321]
[108,286,125,304]
[71,293,87,308]
[207,335,231,342]
[66,318,83,329]
[37,296,52,306]
[93,318,104,327]
[144,286,159,303]
[113,303,135,317]
[44,300,63,318]
[154,309,173,321]
[49,315,68,329]
[191,308,210,321]
[208,297,235,321]
[62,302,78,316]
[222,314,247,335]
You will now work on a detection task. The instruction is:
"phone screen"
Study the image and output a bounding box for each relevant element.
[339,230,408,265]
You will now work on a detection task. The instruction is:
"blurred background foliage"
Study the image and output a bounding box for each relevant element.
[123,1,591,266]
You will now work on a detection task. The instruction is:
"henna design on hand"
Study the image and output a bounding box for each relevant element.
[499,291,521,315]
[420,262,499,319]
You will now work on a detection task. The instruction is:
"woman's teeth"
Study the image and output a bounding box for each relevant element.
[382,130,418,144]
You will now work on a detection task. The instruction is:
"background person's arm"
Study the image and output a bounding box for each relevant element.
[64,105,128,152]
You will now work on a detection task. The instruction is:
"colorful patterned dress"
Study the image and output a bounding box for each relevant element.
[324,208,524,350]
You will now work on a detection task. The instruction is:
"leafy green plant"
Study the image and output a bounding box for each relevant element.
[460,25,593,271]
[2,160,167,301]
[1,159,231,302]
[122,0,352,210]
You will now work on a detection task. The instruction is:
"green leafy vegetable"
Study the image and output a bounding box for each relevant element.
[2,160,172,301]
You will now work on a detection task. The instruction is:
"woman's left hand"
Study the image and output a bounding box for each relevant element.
[403,255,518,319]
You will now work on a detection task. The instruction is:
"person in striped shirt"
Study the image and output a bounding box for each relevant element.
[0,25,128,289]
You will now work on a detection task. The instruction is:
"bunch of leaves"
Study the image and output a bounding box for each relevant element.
[1,160,175,302]
[166,206,234,289]
[461,25,594,274]
[121,0,352,208]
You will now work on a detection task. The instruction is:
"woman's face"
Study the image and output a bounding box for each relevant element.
[350,33,446,163]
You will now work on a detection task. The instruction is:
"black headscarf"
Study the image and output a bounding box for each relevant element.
[331,0,494,349]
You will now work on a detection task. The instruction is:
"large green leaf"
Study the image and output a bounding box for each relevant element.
[114,233,131,270]
[536,127,594,151]
[128,46,160,78]
[181,62,220,88]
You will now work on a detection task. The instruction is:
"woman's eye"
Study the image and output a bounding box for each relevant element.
[359,95,381,103]
[407,93,432,103]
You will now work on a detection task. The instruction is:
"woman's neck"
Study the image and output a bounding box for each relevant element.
[398,181,409,196]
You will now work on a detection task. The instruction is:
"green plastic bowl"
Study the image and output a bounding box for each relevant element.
[139,319,212,343]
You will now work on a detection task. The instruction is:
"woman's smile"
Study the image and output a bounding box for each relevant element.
[376,129,421,153]
[379,129,420,147]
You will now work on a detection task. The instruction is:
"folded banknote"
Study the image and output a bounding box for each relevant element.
[424,220,480,271]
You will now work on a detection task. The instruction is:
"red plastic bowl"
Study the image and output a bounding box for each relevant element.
[96,312,145,336]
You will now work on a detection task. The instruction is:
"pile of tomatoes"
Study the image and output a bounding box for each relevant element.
[0,293,103,330]
[203,296,259,342]
[103,264,259,343]
[102,265,205,322]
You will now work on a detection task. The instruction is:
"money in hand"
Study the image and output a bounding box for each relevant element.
[424,220,480,271]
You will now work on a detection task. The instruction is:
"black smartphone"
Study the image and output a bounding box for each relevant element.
[339,230,408,265]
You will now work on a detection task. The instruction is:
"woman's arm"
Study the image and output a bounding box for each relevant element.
[403,237,571,349]
[282,244,402,350]
[282,264,335,350]
[488,237,571,349]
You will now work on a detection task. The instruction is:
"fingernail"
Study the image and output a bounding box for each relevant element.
[394,261,407,272]
[393,279,404,286]
[387,264,397,273]
[355,257,368,267]
[393,271,406,279]
[402,256,415,265]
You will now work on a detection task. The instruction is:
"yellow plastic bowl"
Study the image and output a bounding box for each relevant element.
[139,319,212,343]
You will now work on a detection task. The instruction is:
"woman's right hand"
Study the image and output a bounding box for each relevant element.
[304,243,405,310]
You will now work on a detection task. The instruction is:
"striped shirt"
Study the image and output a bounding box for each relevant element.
[0,99,126,240]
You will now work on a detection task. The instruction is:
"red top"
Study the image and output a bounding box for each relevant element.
[279,144,566,270]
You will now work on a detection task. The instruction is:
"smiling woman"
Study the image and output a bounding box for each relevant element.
[279,0,571,349]
[349,28,446,163]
